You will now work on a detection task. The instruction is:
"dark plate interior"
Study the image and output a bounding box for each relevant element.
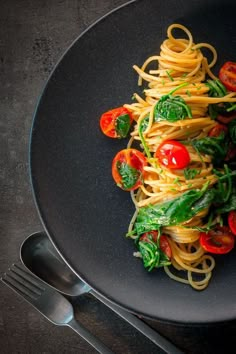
[30,0,236,324]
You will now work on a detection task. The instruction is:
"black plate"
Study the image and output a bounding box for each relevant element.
[30,0,236,324]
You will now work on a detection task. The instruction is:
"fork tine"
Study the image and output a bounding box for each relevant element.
[12,264,45,292]
[1,264,44,300]
[1,273,39,300]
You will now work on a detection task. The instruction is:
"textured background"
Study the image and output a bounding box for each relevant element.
[1,1,236,353]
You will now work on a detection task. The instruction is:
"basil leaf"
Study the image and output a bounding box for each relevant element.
[154,95,192,122]
[133,184,213,235]
[115,113,131,138]
[116,161,140,190]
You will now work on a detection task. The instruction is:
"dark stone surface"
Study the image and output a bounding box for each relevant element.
[1,1,236,353]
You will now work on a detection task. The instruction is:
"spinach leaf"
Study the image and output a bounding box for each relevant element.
[138,116,152,159]
[115,113,131,138]
[138,240,171,271]
[214,164,232,203]
[192,133,228,164]
[216,187,236,214]
[154,95,192,122]
[205,80,235,118]
[215,166,236,214]
[133,184,214,235]
[139,115,150,133]
[153,83,192,122]
[116,161,140,190]
[205,79,227,97]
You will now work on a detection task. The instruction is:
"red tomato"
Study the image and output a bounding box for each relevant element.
[100,107,133,138]
[200,225,235,254]
[139,231,172,259]
[228,211,236,235]
[112,148,147,191]
[159,235,172,259]
[155,140,190,169]
[208,123,228,137]
[219,62,236,92]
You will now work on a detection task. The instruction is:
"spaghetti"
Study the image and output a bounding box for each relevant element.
[125,24,236,290]
[100,24,236,290]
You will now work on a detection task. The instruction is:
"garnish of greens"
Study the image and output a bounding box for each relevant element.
[192,132,228,164]
[128,165,236,238]
[138,234,171,271]
[183,167,200,180]
[138,116,152,159]
[129,182,214,236]
[154,83,192,122]
[115,113,132,138]
[205,79,236,119]
[116,161,141,190]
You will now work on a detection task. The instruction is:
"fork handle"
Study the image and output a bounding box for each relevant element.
[67,318,114,354]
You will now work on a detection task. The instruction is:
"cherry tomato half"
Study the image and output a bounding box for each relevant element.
[200,225,235,254]
[155,140,190,169]
[112,148,147,191]
[228,210,236,235]
[139,231,172,259]
[208,123,228,137]
[219,62,236,92]
[100,106,133,138]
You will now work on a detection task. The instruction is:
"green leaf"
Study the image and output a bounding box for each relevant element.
[139,241,160,271]
[115,113,131,138]
[138,116,152,159]
[153,83,192,123]
[192,133,228,164]
[216,187,236,214]
[140,115,150,133]
[205,80,227,97]
[116,161,140,190]
[133,183,213,235]
[214,165,234,208]
[206,79,235,117]
[154,95,192,122]
[159,250,172,267]
[138,239,171,271]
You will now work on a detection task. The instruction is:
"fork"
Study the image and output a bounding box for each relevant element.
[1,264,114,354]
